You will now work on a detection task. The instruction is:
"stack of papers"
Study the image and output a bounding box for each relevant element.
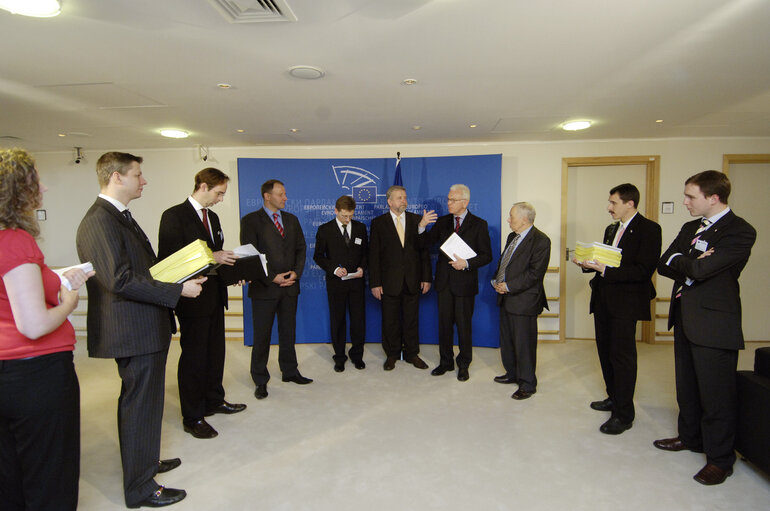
[574,241,622,268]
[53,262,94,291]
[217,244,268,285]
[150,239,217,283]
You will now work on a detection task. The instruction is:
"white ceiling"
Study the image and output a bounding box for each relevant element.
[1,0,769,153]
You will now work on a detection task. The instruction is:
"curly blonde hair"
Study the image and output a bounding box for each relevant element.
[0,148,41,238]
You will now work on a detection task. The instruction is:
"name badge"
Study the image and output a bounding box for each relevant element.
[695,239,708,252]
[354,237,362,245]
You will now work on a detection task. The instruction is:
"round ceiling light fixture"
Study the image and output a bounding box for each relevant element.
[0,0,61,17]
[402,79,418,86]
[562,120,592,131]
[160,129,189,139]
[288,66,325,80]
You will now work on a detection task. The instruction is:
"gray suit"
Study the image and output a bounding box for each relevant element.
[76,197,182,506]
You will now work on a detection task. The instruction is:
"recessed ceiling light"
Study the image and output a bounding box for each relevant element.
[656,119,664,123]
[217,83,232,89]
[160,129,189,139]
[562,120,592,131]
[469,124,478,128]
[412,125,421,130]
[402,79,418,85]
[236,129,244,133]
[289,128,300,133]
[288,66,325,80]
[58,133,66,137]
[0,0,60,17]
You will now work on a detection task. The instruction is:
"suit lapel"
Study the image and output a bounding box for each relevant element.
[96,198,155,257]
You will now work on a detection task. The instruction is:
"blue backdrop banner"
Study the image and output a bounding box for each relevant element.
[237,154,502,348]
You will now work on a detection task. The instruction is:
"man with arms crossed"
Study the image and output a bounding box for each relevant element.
[572,183,661,435]
[418,184,492,381]
[369,185,432,371]
[77,152,204,508]
[314,195,368,371]
[654,170,755,485]
[492,202,551,399]
[240,179,310,400]
[158,168,246,440]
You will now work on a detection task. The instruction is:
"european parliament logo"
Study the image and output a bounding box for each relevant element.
[331,165,384,204]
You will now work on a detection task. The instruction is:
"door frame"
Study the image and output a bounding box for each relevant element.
[560,155,660,343]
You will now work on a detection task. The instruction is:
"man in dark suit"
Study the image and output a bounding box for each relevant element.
[369,185,432,371]
[240,179,310,400]
[654,170,756,486]
[158,168,246,440]
[572,183,661,435]
[418,184,492,381]
[313,195,368,372]
[492,202,551,399]
[77,152,204,508]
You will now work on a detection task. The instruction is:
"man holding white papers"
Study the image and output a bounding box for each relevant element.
[572,183,661,435]
[418,184,492,380]
[158,168,246,440]
[313,195,368,372]
[492,203,550,399]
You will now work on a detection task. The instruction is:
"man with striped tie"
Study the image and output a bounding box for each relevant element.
[240,179,310,401]
[572,183,661,435]
[654,171,756,485]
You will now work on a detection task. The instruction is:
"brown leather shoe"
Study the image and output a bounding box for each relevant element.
[383,357,397,371]
[693,463,733,485]
[653,437,703,453]
[511,389,535,400]
[407,356,428,369]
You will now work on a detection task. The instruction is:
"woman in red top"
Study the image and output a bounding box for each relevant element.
[0,148,93,511]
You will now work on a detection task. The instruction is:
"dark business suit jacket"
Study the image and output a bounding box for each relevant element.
[157,199,227,316]
[240,208,306,298]
[496,227,551,316]
[76,198,182,358]
[420,212,493,296]
[658,210,756,350]
[589,213,662,320]
[369,211,432,295]
[313,219,368,292]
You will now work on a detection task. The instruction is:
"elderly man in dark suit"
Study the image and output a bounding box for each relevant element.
[418,184,492,381]
[158,168,246,440]
[654,170,756,486]
[572,183,661,435]
[77,152,204,508]
[240,179,310,400]
[314,195,368,372]
[369,185,432,371]
[492,202,551,400]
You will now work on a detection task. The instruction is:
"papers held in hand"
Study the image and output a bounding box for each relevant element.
[440,232,477,261]
[217,244,268,286]
[53,262,94,291]
[574,241,622,268]
[150,239,217,283]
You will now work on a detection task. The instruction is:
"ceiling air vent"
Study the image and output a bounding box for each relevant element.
[208,0,297,23]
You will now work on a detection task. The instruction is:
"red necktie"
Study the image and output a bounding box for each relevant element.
[455,216,460,233]
[201,208,212,242]
[273,213,284,237]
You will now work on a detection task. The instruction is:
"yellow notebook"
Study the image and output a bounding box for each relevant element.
[150,239,217,283]
[575,241,622,268]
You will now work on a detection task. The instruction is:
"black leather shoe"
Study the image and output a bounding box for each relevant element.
[127,486,186,508]
[457,368,469,381]
[383,357,397,371]
[407,356,428,369]
[334,361,345,372]
[511,389,535,400]
[352,360,366,370]
[183,419,218,439]
[494,374,517,384]
[694,463,733,485]
[599,417,632,435]
[653,436,703,453]
[282,373,313,384]
[254,384,268,400]
[431,365,452,376]
[590,398,613,412]
[157,458,181,474]
[205,401,246,416]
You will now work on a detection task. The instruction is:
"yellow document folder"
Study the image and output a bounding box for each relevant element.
[150,239,217,283]
[574,241,622,268]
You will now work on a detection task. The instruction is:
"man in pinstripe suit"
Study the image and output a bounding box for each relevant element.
[77,152,204,508]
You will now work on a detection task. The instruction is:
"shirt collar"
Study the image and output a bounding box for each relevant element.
[98,193,127,213]
[705,207,730,226]
[188,196,205,212]
[264,205,281,220]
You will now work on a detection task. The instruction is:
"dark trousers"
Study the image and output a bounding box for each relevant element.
[250,293,299,385]
[499,312,538,392]
[327,286,366,363]
[381,288,420,360]
[115,350,167,506]
[593,310,637,424]
[177,307,226,424]
[437,289,475,369]
[0,352,79,511]
[673,301,738,470]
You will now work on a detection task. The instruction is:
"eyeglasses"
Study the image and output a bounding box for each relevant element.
[447,198,467,203]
